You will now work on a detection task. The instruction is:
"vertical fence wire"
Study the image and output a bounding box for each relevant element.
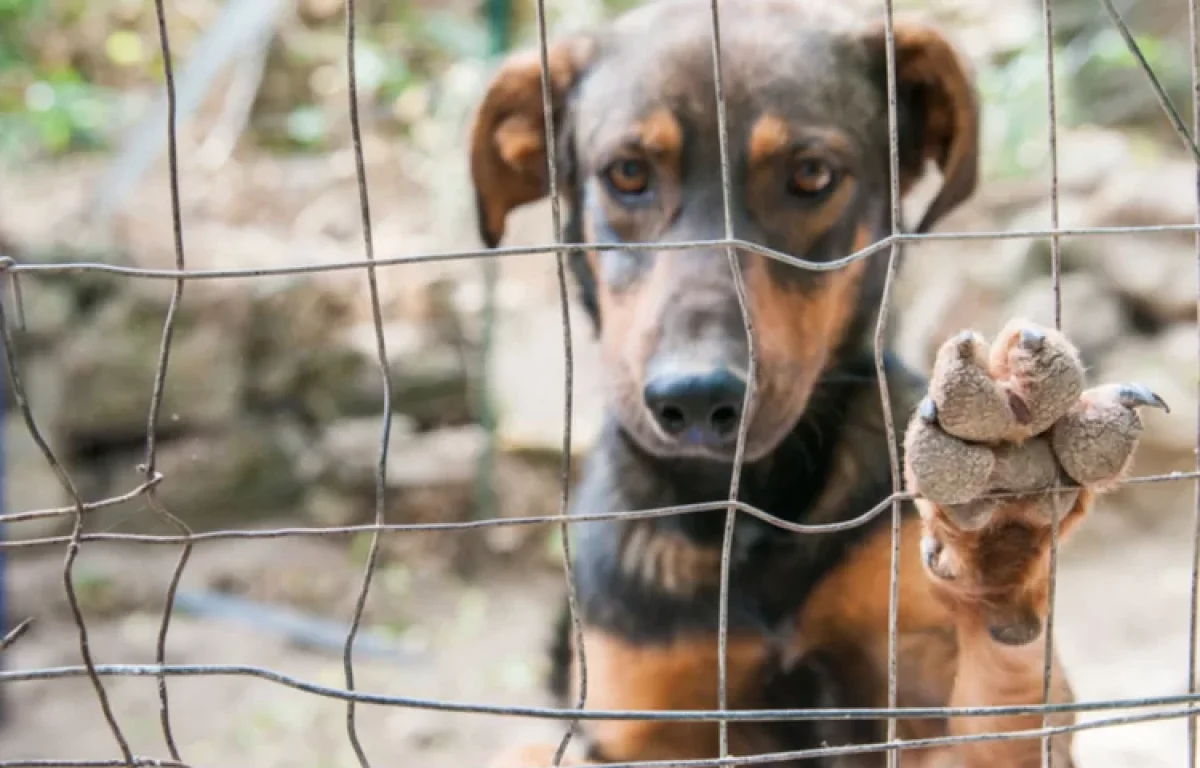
[703,0,759,757]
[1039,0,1065,765]
[527,0,588,762]
[341,0,395,764]
[876,1,904,764]
[143,0,194,760]
[0,293,134,765]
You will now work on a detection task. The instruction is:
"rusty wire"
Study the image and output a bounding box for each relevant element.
[1039,0,1065,764]
[3,0,1200,765]
[0,470,1196,549]
[339,0,394,764]
[703,0,756,758]
[524,0,588,763]
[876,1,904,765]
[142,0,193,761]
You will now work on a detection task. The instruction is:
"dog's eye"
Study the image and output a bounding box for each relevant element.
[788,155,835,196]
[603,158,651,197]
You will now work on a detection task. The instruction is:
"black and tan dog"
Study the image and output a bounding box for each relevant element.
[468,1,1167,766]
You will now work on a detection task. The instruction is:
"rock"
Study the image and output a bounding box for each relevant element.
[1056,128,1133,196]
[88,421,304,533]
[387,425,487,489]
[1087,162,1200,232]
[4,412,73,540]
[892,260,1005,372]
[316,419,486,492]
[2,352,71,539]
[482,452,572,556]
[312,414,417,488]
[1005,271,1126,364]
[3,351,63,431]
[488,301,606,456]
[244,280,369,424]
[57,292,247,449]
[303,487,361,528]
[1104,443,1198,537]
[1092,324,1199,456]
[337,321,474,428]
[1083,236,1198,325]
[10,276,75,351]
[991,197,1093,285]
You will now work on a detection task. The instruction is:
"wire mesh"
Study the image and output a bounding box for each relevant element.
[0,0,1199,766]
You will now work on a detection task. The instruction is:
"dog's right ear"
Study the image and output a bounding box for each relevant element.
[470,37,596,248]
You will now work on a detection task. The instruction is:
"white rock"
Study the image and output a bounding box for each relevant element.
[1005,271,1126,362]
[1087,236,1198,324]
[1093,324,1199,455]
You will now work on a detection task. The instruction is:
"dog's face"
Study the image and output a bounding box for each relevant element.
[471,0,978,463]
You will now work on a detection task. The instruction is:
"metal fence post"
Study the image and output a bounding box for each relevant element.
[473,0,512,524]
[0,310,8,725]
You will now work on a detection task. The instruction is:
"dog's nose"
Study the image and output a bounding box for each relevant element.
[643,368,747,443]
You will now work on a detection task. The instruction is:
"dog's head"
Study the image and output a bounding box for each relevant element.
[470,0,979,463]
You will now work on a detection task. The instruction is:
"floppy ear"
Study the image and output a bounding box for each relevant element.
[862,20,980,233]
[469,37,596,248]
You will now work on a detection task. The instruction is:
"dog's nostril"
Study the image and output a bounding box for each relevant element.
[657,405,687,434]
[709,405,740,436]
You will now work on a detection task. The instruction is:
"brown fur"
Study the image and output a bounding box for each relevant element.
[466,2,1159,767]
[565,629,777,761]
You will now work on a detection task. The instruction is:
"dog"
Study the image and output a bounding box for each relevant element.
[467,1,1167,765]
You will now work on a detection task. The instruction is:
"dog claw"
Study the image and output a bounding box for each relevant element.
[1018,327,1045,351]
[921,535,940,568]
[918,397,938,423]
[953,331,977,358]
[988,617,1043,647]
[921,534,954,580]
[1117,384,1170,414]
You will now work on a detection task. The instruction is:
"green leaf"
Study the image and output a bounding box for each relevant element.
[105,29,145,67]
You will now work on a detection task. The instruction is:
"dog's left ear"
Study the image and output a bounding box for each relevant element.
[862,20,979,233]
[469,37,596,248]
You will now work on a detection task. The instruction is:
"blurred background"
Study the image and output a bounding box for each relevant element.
[0,0,1198,765]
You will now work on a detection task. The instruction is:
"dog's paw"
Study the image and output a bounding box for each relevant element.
[904,319,1167,644]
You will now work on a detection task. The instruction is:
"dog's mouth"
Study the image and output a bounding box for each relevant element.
[621,387,805,465]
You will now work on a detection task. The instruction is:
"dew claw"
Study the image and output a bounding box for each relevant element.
[918,397,938,423]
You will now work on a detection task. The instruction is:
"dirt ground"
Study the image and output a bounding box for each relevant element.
[3,484,1199,767]
[2,530,570,767]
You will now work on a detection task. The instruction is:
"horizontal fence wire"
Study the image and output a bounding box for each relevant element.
[1,0,1199,765]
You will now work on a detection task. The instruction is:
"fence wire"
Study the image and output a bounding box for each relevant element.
[1,0,1199,766]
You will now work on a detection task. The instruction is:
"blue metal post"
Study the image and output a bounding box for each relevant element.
[0,316,8,724]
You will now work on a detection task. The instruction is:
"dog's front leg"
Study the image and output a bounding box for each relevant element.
[902,319,1166,768]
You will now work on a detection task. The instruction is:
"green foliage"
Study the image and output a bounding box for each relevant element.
[978,23,1191,180]
[0,0,116,160]
[0,71,113,158]
[5,0,1183,167]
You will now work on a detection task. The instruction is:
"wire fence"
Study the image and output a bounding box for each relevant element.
[0,0,1199,766]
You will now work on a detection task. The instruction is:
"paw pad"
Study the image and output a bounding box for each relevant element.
[905,320,1168,514]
